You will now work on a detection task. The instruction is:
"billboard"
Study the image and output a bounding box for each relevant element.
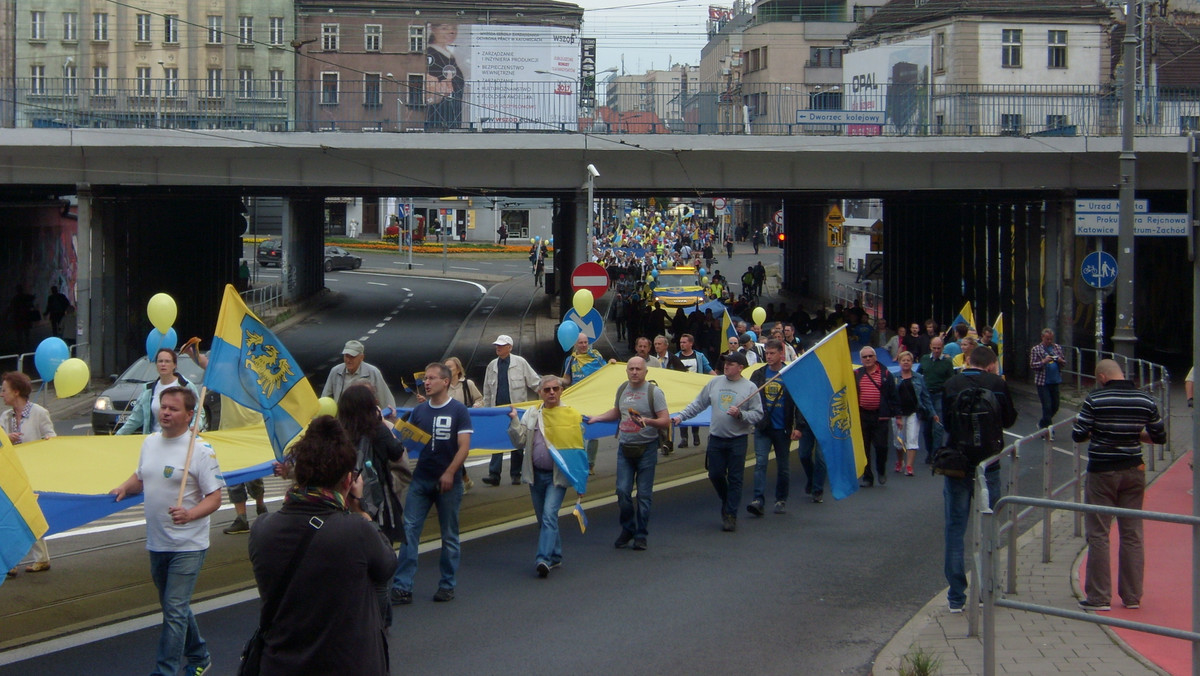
[843,37,931,136]
[423,23,581,131]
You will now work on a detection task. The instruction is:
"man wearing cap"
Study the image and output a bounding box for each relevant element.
[482,334,542,486]
[737,332,762,365]
[671,351,763,532]
[322,340,396,409]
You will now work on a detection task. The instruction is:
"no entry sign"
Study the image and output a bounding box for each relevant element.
[571,262,609,300]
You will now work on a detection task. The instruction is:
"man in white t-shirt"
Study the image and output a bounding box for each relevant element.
[112,386,225,676]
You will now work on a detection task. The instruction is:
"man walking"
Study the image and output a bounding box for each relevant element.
[587,357,670,550]
[1074,359,1166,611]
[391,362,473,604]
[940,347,1017,613]
[672,352,763,531]
[918,337,955,461]
[111,387,223,675]
[1030,328,1067,431]
[855,346,902,487]
[321,340,396,409]
[482,334,541,486]
[747,340,803,516]
[675,333,715,449]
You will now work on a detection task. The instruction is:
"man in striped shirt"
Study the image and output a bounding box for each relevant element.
[1072,359,1167,612]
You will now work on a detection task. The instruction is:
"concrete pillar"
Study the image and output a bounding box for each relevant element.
[1042,200,1061,338]
[74,184,94,368]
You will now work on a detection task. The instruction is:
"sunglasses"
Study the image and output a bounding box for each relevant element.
[542,386,562,393]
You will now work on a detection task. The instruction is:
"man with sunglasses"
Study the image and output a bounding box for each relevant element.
[855,346,902,488]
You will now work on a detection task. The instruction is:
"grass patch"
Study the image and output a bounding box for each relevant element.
[899,645,942,676]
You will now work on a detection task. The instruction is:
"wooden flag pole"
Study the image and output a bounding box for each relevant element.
[175,385,208,508]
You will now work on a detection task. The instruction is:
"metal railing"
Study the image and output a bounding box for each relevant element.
[827,281,883,320]
[1060,346,1172,462]
[981,497,1200,676]
[241,283,284,317]
[10,79,1200,137]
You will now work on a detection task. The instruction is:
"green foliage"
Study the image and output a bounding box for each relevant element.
[899,645,942,676]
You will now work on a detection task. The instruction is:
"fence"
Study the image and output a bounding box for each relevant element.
[827,281,882,320]
[241,283,284,318]
[11,79,1200,137]
[0,342,89,403]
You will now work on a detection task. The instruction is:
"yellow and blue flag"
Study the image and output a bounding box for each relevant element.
[540,406,589,495]
[720,309,738,353]
[207,285,319,461]
[775,326,866,500]
[948,301,974,331]
[992,313,1004,375]
[572,498,588,534]
[0,429,48,583]
[393,418,432,459]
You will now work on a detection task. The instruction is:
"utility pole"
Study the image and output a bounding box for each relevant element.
[1111,1,1140,361]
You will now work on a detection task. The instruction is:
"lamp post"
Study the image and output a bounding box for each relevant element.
[586,164,600,261]
[1112,1,1139,361]
[61,57,73,126]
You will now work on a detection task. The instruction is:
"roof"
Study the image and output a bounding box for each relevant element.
[1149,17,1200,90]
[849,0,1113,42]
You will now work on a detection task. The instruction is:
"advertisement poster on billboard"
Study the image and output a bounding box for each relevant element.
[843,36,931,136]
[428,24,580,131]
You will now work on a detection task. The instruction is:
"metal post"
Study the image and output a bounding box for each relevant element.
[587,171,595,263]
[1112,2,1139,361]
[406,204,413,270]
[981,503,997,676]
[1189,129,1200,676]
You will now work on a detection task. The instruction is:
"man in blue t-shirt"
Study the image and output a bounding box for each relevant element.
[391,362,473,605]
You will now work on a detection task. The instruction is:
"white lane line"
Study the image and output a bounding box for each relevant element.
[401,288,411,293]
[376,323,386,328]
[368,329,378,335]
[383,316,394,321]
[359,336,370,342]
[72,423,92,430]
[367,281,388,287]
[451,266,480,271]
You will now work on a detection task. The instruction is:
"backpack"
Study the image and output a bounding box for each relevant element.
[935,386,1003,477]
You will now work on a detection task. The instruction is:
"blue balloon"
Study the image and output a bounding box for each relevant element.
[651,269,659,278]
[145,327,178,361]
[699,267,707,277]
[34,337,70,381]
[557,321,581,352]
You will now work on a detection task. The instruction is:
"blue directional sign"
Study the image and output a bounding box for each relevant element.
[396,203,411,218]
[1081,251,1118,289]
[564,308,604,341]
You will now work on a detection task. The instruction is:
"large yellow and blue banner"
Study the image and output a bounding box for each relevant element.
[775,326,866,500]
[0,428,48,582]
[207,285,319,461]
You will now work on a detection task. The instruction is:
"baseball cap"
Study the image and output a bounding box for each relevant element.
[724,351,749,367]
[342,340,365,357]
[493,335,514,346]
[739,332,754,344]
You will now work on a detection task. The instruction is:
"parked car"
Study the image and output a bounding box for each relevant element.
[92,354,220,434]
[256,238,282,267]
[324,246,363,272]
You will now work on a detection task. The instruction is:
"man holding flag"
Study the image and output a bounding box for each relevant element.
[508,375,588,578]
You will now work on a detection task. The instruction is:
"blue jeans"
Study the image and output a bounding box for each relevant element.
[488,449,524,479]
[752,428,791,503]
[393,474,463,593]
[1037,383,1061,429]
[148,550,209,676]
[529,468,567,565]
[923,392,945,459]
[796,430,827,495]
[707,435,748,517]
[944,468,1001,609]
[616,442,658,538]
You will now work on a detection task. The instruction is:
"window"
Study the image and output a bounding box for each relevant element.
[207,68,223,97]
[1046,114,1069,130]
[239,69,253,97]
[364,73,381,106]
[1048,30,1067,69]
[269,69,284,99]
[1002,29,1022,68]
[407,73,424,106]
[163,68,178,96]
[164,15,178,43]
[365,24,382,52]
[239,17,254,45]
[1000,113,1022,135]
[322,24,339,51]
[136,14,151,42]
[93,13,108,41]
[321,72,339,104]
[136,66,152,96]
[31,11,45,40]
[808,47,842,68]
[62,12,77,41]
[63,64,77,96]
[933,32,946,72]
[269,17,284,45]
[746,47,768,72]
[208,16,223,44]
[409,25,425,52]
[92,66,108,95]
[30,66,46,95]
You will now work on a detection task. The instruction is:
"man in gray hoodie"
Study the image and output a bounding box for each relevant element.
[672,352,764,532]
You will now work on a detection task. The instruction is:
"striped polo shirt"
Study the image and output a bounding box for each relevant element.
[1071,380,1166,472]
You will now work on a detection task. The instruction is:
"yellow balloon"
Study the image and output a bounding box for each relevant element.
[317,396,338,418]
[572,289,594,317]
[53,358,90,398]
[752,307,767,326]
[147,293,177,334]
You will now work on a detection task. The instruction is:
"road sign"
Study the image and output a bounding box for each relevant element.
[794,110,886,125]
[570,262,609,300]
[826,205,845,227]
[1074,212,1188,237]
[564,308,604,341]
[1081,251,1118,289]
[396,203,411,218]
[773,210,784,226]
[713,197,727,211]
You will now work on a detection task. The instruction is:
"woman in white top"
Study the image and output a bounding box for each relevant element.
[2,371,56,576]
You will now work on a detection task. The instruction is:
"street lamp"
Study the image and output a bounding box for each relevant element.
[61,57,73,126]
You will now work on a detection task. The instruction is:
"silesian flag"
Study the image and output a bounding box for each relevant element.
[992,313,1004,375]
[721,310,738,353]
[775,325,866,500]
[393,418,432,459]
[0,427,48,583]
[949,301,974,331]
[539,406,589,495]
[206,285,319,461]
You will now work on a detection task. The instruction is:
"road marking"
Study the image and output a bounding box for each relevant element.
[367,281,388,287]
[376,323,386,328]
[451,266,480,271]
[72,423,92,430]
[359,336,370,342]
[383,316,394,321]
[368,329,378,335]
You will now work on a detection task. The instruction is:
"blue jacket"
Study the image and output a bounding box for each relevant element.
[116,374,206,435]
[893,371,935,420]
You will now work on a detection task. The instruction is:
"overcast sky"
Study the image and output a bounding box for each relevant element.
[578,0,711,75]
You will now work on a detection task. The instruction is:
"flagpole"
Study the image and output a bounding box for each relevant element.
[730,325,849,409]
[175,385,207,508]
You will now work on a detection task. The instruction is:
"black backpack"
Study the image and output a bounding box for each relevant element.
[943,386,1003,467]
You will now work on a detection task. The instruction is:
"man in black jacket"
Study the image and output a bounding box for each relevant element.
[940,346,1017,613]
[855,346,902,487]
[747,340,804,515]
